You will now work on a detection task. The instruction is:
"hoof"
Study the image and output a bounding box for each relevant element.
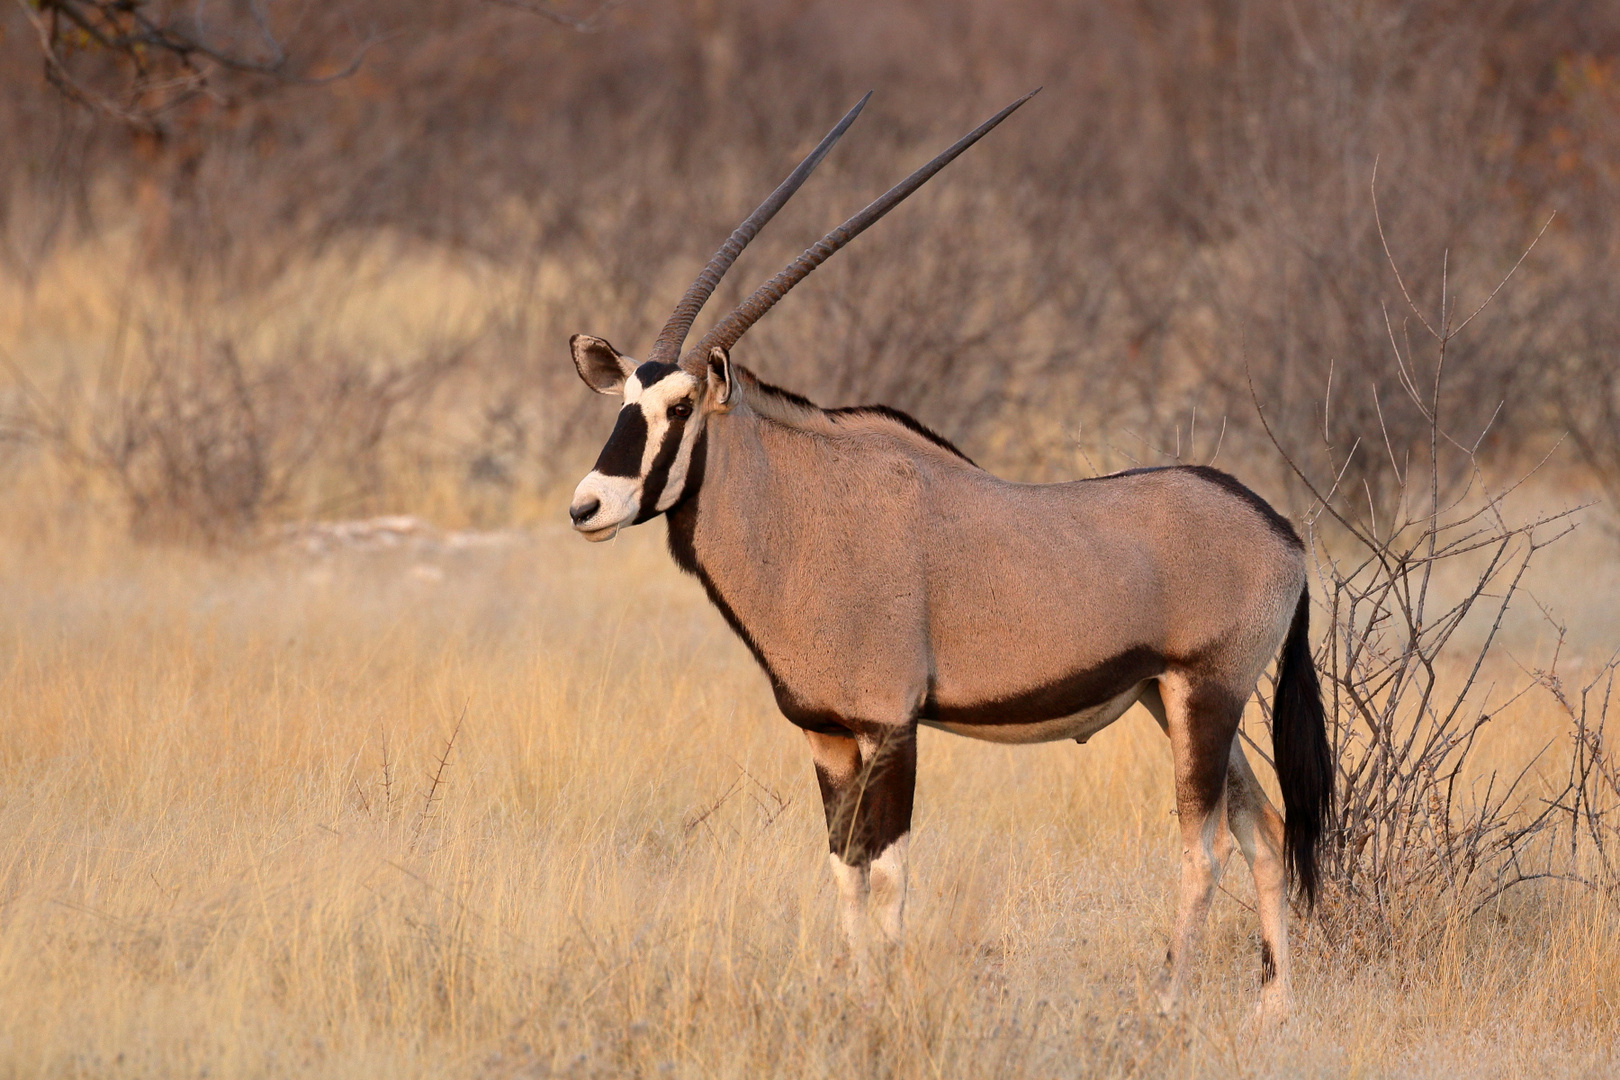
[1254,986,1293,1027]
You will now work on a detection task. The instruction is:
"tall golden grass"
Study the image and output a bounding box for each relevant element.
[1,483,1617,1077]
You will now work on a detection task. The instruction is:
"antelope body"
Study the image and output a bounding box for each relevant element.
[566,93,1331,1020]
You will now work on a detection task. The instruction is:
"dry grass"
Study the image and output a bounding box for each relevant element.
[1,504,1617,1079]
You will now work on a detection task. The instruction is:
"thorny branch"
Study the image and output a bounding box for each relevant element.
[412,704,466,847]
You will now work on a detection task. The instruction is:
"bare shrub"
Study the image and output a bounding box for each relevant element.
[1254,197,1618,946]
[6,317,468,542]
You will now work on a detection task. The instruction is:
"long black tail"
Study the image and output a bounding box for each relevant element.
[1272,586,1332,908]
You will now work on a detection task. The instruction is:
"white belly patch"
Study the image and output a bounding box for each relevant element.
[918,685,1147,745]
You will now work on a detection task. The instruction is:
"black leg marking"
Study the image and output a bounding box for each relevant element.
[1260,941,1277,985]
[820,725,917,866]
[1177,685,1246,817]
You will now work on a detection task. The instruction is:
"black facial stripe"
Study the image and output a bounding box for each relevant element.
[634,361,681,387]
[633,411,687,523]
[593,405,649,478]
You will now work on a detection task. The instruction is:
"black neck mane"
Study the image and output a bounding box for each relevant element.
[747,374,977,466]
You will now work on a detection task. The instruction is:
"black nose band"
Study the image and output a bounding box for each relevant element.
[592,405,649,478]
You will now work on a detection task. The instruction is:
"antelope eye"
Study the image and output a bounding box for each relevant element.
[669,402,693,419]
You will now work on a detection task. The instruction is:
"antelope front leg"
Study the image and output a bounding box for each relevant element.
[804,724,917,974]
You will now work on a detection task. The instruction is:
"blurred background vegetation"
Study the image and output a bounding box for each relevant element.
[1,0,1617,541]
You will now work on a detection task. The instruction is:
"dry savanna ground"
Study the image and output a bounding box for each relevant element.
[1,492,1617,1078]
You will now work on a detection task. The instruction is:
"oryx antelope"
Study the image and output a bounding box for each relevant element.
[566,92,1332,1018]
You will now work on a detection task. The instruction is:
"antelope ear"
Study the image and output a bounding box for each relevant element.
[572,334,637,394]
[706,346,733,406]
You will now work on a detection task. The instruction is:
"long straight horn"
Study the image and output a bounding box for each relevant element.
[692,89,1041,362]
[645,92,873,369]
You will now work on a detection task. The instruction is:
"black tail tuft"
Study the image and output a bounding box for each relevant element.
[1272,586,1333,908]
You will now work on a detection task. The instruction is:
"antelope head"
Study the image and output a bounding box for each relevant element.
[565,334,734,542]
[568,89,1038,541]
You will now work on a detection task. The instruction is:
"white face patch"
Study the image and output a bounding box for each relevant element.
[570,368,704,540]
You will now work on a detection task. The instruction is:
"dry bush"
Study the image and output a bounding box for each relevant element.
[1251,209,1620,947]
[1551,649,1620,895]
[4,305,471,541]
[1551,284,1620,528]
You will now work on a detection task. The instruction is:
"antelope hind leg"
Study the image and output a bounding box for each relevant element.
[1224,740,1294,1022]
[1143,677,1240,1014]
